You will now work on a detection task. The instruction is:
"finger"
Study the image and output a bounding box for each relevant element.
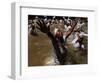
[35,25,41,30]
[39,19,44,28]
[36,19,41,26]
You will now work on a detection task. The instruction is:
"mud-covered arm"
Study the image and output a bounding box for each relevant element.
[66,20,77,38]
[35,19,55,40]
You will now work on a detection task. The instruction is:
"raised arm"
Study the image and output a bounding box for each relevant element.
[66,19,78,38]
[35,19,55,40]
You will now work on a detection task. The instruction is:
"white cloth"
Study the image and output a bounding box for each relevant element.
[63,34,66,42]
[72,36,79,48]
[54,28,58,35]
[72,32,87,48]
[66,25,71,31]
[77,22,85,29]
[79,32,88,38]
[64,25,67,29]
[66,18,71,24]
[59,19,63,23]
[73,42,80,48]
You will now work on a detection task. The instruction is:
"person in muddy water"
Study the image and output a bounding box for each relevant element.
[34,18,78,65]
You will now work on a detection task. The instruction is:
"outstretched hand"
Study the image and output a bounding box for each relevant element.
[35,19,50,33]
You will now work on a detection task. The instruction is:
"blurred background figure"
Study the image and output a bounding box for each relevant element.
[72,30,88,49]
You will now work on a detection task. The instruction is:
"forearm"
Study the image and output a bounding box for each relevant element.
[46,31,56,40]
[66,21,77,38]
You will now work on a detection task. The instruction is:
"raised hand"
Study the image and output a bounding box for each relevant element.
[35,19,50,33]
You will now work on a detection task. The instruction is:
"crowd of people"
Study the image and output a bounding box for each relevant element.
[28,15,88,65]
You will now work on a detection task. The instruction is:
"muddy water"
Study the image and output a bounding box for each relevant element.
[28,29,87,66]
[28,30,54,66]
